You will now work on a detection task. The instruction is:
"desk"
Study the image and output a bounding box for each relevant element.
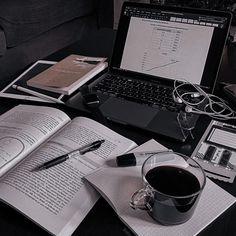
[0,96,235,236]
[0,31,236,235]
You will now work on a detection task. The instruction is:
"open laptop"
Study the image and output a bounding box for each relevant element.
[67,2,232,141]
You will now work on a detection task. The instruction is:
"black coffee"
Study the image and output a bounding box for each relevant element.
[146,166,200,196]
[145,166,201,225]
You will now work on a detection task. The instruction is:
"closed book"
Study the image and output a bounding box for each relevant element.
[27,54,107,95]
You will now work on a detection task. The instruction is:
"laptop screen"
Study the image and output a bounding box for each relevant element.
[110,2,232,93]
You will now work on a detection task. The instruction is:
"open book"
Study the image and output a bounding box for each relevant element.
[27,54,107,95]
[0,104,137,235]
[85,140,236,236]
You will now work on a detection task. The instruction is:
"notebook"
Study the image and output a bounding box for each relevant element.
[68,2,232,141]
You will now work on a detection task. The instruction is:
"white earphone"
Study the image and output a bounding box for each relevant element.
[173,80,236,120]
[172,93,183,103]
[185,106,193,113]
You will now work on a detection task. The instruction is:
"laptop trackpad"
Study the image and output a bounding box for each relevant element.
[99,97,158,127]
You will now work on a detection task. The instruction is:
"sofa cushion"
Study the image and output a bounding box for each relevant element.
[0,0,96,47]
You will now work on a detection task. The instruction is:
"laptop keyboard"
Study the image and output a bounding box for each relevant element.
[92,75,184,112]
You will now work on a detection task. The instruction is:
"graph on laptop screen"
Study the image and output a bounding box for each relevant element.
[112,5,231,92]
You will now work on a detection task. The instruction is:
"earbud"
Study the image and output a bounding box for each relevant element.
[185,106,193,113]
[172,93,183,103]
[191,92,200,98]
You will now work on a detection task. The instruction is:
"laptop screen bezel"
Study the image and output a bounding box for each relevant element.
[109,2,232,93]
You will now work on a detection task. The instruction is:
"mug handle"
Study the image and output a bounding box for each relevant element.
[130,186,153,211]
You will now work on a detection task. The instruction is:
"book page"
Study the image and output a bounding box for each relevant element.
[0,117,137,236]
[0,105,70,177]
[85,140,236,236]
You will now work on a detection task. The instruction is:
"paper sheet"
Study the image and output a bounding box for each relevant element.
[85,139,236,236]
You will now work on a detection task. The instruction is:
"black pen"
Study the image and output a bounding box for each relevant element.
[32,140,105,171]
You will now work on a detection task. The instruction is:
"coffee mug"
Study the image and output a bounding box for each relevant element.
[130,151,206,225]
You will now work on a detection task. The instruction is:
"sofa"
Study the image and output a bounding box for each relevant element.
[0,0,114,88]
